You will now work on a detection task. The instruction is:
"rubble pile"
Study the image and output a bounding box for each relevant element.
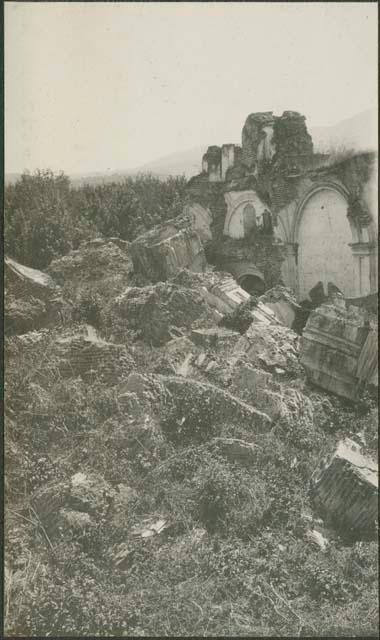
[107,279,218,346]
[5,226,378,638]
[47,237,133,299]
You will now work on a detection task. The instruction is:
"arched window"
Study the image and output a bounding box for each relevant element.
[243,203,256,235]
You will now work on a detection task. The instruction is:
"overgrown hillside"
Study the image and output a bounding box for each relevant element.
[4,174,379,638]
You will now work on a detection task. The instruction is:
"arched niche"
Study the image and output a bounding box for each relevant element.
[224,190,267,239]
[292,183,372,300]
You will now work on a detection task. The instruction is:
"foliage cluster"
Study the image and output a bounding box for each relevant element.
[5,170,187,269]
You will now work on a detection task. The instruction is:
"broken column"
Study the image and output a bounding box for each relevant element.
[310,439,378,536]
[202,146,222,182]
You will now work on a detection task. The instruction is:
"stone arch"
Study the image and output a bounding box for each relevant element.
[291,182,359,244]
[243,203,257,235]
[224,191,267,239]
[292,182,370,300]
[223,261,266,295]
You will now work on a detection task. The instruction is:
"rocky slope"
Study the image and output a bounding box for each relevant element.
[4,240,378,637]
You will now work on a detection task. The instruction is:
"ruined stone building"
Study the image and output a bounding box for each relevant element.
[185,111,378,303]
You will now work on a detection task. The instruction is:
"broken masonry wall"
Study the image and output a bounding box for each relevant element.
[186,178,228,244]
[241,111,275,171]
[210,234,285,292]
[271,111,314,174]
[221,144,236,180]
[202,146,222,182]
[274,152,378,300]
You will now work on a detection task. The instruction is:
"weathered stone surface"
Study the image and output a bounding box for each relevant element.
[5,257,59,300]
[57,509,95,533]
[204,276,251,314]
[131,221,206,282]
[259,285,300,328]
[47,238,133,302]
[190,327,239,350]
[31,472,116,537]
[242,112,275,170]
[109,281,210,346]
[117,372,271,433]
[68,472,115,516]
[162,375,271,431]
[183,202,213,244]
[300,301,377,400]
[211,437,256,462]
[271,111,313,174]
[231,362,281,418]
[310,439,378,535]
[4,257,69,335]
[235,323,302,375]
[55,332,133,384]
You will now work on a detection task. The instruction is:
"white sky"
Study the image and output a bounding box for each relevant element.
[4,1,378,174]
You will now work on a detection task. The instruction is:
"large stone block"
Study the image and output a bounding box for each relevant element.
[131,223,206,282]
[310,439,378,536]
[300,302,377,400]
[5,256,59,301]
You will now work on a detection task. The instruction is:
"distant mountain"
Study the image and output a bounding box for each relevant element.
[5,109,377,185]
[129,108,377,177]
[309,108,377,154]
[131,145,207,179]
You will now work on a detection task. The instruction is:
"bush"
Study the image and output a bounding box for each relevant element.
[5,170,187,269]
[193,457,267,536]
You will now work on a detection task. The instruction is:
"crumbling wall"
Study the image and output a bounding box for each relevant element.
[202,146,222,182]
[271,111,313,174]
[241,112,275,170]
[211,235,285,292]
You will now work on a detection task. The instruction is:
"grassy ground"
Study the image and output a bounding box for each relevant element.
[4,323,378,637]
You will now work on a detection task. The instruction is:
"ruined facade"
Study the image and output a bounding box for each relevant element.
[186,111,378,302]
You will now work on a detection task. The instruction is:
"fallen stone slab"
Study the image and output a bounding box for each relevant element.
[234,322,302,376]
[211,437,256,462]
[5,256,59,300]
[259,285,301,328]
[231,362,284,420]
[131,222,206,282]
[310,438,378,536]
[204,276,251,314]
[110,281,210,346]
[300,301,378,401]
[190,327,240,350]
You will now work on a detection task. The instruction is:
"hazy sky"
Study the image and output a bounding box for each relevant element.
[5,2,378,174]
